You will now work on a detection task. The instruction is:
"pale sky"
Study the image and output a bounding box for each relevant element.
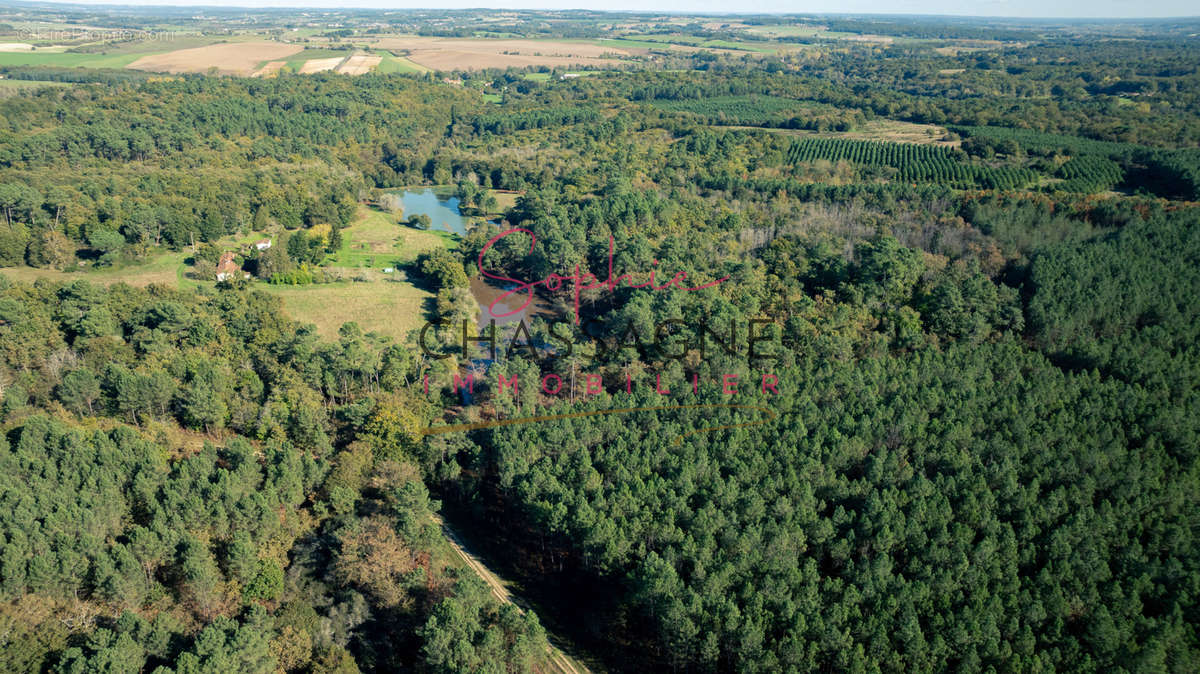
[43,1,1200,20]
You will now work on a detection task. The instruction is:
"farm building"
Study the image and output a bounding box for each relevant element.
[215,252,247,282]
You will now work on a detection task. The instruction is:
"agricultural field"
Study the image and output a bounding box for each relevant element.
[649,94,825,126]
[785,136,1037,190]
[743,24,832,38]
[297,55,343,74]
[0,48,147,69]
[250,59,287,77]
[615,33,783,53]
[127,40,302,75]
[277,47,351,71]
[375,50,427,73]
[336,52,382,75]
[370,36,631,71]
[1052,156,1126,193]
[814,118,959,146]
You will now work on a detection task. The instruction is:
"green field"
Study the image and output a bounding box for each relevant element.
[268,206,453,341]
[744,24,826,37]
[263,279,435,342]
[375,50,427,73]
[0,50,146,69]
[0,35,241,69]
[489,189,520,211]
[324,206,454,269]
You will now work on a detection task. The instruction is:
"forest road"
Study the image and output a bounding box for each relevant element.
[431,513,592,674]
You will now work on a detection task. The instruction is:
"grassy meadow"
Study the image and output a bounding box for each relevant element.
[0,205,455,343]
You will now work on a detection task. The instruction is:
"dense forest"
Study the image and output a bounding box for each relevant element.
[1,7,1199,674]
[0,280,548,672]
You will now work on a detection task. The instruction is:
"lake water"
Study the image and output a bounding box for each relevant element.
[394,188,470,236]
[390,188,558,367]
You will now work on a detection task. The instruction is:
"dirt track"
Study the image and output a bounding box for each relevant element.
[432,514,591,674]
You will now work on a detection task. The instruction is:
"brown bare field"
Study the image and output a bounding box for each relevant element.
[725,119,960,148]
[128,41,302,75]
[251,60,286,77]
[336,53,382,75]
[371,36,629,71]
[837,119,959,147]
[842,34,894,44]
[299,56,344,74]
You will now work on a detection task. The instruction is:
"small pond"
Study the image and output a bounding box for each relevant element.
[392,188,470,236]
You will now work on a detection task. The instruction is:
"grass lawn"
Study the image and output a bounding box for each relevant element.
[488,189,520,212]
[267,206,455,341]
[324,206,454,270]
[262,279,434,343]
[0,250,189,287]
[521,72,551,81]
